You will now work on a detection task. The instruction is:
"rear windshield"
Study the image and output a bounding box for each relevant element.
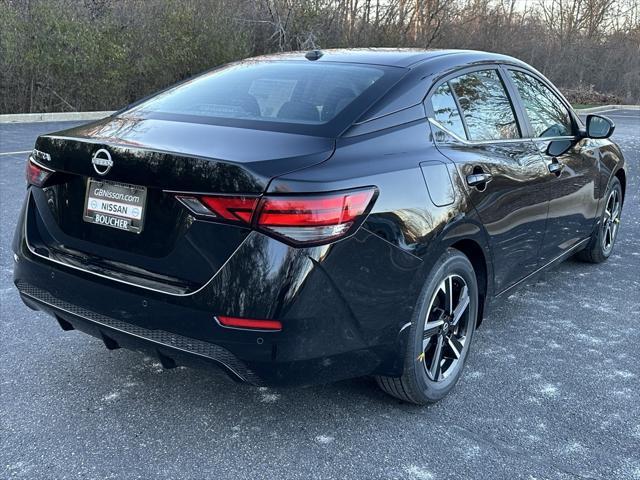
[124,61,403,136]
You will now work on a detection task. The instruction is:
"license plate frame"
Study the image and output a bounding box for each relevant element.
[83,179,148,234]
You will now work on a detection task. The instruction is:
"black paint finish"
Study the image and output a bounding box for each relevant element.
[13,49,626,387]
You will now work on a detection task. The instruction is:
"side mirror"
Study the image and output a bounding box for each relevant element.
[546,139,573,157]
[586,114,615,139]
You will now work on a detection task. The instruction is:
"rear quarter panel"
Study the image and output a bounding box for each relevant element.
[266,119,493,375]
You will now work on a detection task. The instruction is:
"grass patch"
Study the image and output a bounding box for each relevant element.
[572,103,605,109]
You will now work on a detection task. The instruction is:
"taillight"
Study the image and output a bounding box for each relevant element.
[216,315,282,331]
[175,194,259,225]
[200,196,258,223]
[26,156,54,187]
[256,189,375,244]
[175,187,377,246]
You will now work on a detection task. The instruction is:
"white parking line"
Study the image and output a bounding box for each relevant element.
[0,150,31,156]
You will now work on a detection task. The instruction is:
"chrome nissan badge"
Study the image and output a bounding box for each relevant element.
[91,149,113,175]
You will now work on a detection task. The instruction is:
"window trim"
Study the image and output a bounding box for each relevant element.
[424,62,581,145]
[429,81,470,140]
[451,68,523,141]
[447,80,471,140]
[502,65,580,140]
[497,65,534,138]
[425,64,524,143]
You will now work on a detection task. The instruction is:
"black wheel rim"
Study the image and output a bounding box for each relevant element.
[602,188,621,255]
[421,275,471,382]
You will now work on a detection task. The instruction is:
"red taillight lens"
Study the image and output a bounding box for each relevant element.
[256,189,376,244]
[199,196,258,223]
[175,187,377,246]
[216,316,282,331]
[258,190,373,226]
[26,157,54,187]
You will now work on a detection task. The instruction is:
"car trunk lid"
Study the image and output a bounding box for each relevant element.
[28,116,335,294]
[35,116,335,192]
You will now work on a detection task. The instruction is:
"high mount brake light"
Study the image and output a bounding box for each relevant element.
[26,156,54,187]
[175,188,377,246]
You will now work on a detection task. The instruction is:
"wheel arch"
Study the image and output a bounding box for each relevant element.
[449,238,489,328]
[436,213,494,328]
[614,168,626,205]
[386,222,493,378]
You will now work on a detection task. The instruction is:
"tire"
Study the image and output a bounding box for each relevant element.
[376,248,478,405]
[577,177,623,263]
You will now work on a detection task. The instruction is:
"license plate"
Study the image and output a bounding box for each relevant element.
[83,179,147,233]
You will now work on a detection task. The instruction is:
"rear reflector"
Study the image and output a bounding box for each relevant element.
[26,156,54,187]
[216,316,282,331]
[175,187,377,246]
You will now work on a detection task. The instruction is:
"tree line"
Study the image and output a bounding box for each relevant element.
[1,0,638,114]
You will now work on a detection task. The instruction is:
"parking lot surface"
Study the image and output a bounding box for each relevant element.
[1,111,639,480]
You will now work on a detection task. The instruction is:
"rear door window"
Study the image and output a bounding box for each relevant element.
[430,83,467,139]
[449,70,521,141]
[508,70,574,138]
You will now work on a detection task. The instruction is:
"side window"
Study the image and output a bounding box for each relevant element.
[430,83,467,139]
[449,70,520,141]
[509,70,573,138]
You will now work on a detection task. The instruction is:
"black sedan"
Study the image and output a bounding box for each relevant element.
[13,49,626,404]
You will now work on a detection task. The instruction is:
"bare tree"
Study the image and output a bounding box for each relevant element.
[1,0,638,114]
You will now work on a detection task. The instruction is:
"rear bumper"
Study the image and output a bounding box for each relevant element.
[17,281,264,384]
[13,193,424,387]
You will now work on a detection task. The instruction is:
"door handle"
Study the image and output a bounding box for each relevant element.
[548,159,565,176]
[466,172,493,187]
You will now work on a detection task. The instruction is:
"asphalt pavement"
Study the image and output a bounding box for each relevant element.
[1,111,639,480]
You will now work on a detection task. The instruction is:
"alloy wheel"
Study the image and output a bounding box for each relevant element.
[420,275,471,382]
[602,188,621,255]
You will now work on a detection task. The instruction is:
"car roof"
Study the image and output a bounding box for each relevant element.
[246,48,521,68]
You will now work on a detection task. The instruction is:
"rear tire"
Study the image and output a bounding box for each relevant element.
[376,249,478,405]
[577,177,622,263]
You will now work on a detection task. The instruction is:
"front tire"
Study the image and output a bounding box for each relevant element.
[376,249,478,405]
[578,176,622,263]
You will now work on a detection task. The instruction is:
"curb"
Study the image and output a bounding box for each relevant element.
[575,105,640,114]
[0,111,115,123]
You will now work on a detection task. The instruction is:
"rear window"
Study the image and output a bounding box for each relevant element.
[126,61,398,135]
